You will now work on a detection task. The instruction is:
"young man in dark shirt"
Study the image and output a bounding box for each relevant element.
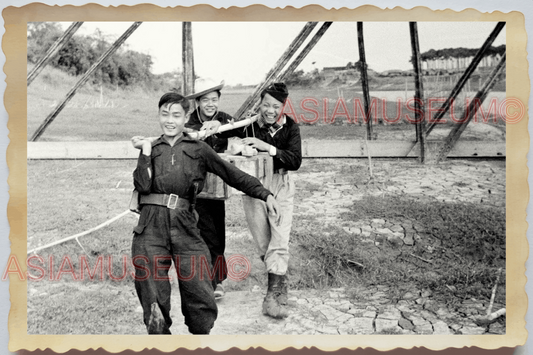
[184,79,239,299]
[240,82,302,319]
[131,91,280,334]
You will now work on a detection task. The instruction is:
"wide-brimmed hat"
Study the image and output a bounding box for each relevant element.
[186,78,225,99]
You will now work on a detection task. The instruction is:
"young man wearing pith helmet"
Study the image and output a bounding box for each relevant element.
[184,78,242,299]
[240,82,302,319]
[130,91,281,334]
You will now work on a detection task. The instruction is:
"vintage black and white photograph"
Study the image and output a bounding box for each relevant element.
[23,15,512,341]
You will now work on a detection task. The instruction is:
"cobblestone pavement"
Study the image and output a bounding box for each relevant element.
[166,159,506,335]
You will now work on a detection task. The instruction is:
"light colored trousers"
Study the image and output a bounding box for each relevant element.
[242,172,295,275]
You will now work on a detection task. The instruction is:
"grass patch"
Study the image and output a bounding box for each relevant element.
[28,65,504,142]
[289,194,505,306]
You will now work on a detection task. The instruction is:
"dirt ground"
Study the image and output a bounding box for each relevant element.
[26,154,505,335]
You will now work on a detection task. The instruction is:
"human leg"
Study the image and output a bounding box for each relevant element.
[132,206,174,334]
[263,173,295,276]
[242,195,271,260]
[263,174,295,306]
[170,206,218,334]
[242,174,294,318]
[195,198,228,288]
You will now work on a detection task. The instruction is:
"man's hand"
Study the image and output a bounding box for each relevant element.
[200,120,222,138]
[131,136,148,149]
[132,136,157,148]
[242,137,271,152]
[266,195,282,226]
[131,136,153,156]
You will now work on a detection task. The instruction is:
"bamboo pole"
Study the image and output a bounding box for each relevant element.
[182,22,195,96]
[233,22,318,119]
[409,22,426,163]
[27,22,84,86]
[189,114,259,139]
[436,53,506,162]
[425,22,505,136]
[357,22,373,141]
[30,22,143,142]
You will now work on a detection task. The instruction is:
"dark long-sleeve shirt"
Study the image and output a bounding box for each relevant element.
[185,109,240,153]
[242,115,302,171]
[133,134,272,202]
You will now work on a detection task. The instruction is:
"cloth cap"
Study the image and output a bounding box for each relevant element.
[186,78,225,99]
[261,82,289,103]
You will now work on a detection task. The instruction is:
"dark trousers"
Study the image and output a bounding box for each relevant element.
[132,203,217,334]
[195,198,227,288]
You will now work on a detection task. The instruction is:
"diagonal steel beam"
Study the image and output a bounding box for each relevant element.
[278,22,332,82]
[30,22,143,142]
[436,52,506,162]
[426,22,505,137]
[27,22,84,86]
[233,22,318,119]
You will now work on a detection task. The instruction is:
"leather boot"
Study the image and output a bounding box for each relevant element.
[262,273,288,319]
[277,274,288,305]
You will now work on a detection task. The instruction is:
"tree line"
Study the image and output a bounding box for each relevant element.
[27,22,177,90]
[419,45,506,61]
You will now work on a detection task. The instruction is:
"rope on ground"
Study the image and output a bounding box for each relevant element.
[27,209,135,255]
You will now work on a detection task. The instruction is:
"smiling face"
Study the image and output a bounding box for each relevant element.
[159,102,187,141]
[197,91,220,119]
[259,93,283,124]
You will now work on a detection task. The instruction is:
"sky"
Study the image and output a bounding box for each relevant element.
[62,21,505,86]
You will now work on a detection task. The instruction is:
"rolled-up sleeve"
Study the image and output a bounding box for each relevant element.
[133,153,153,194]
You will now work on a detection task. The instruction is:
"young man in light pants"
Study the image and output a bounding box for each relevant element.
[241,82,302,319]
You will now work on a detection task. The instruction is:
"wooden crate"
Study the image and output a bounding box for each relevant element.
[198,153,273,200]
